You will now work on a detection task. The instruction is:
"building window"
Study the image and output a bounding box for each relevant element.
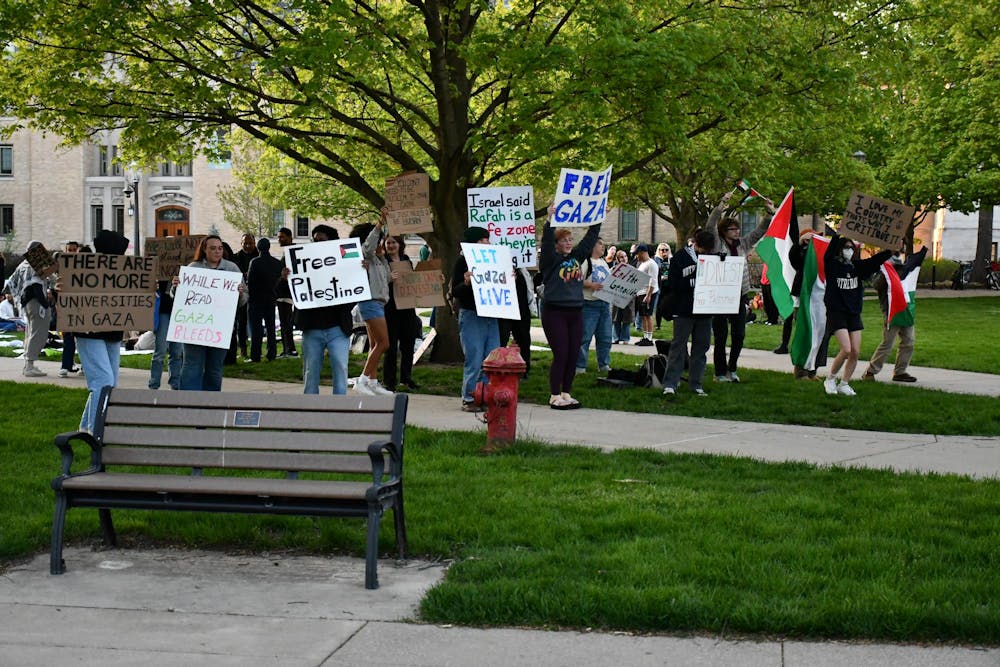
[99,146,109,176]
[1,205,13,234]
[271,208,285,229]
[295,215,309,238]
[618,210,638,242]
[91,205,104,240]
[111,146,122,176]
[113,205,125,235]
[0,145,12,177]
[160,162,171,176]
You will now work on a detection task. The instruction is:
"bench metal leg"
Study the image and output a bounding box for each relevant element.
[98,508,117,546]
[393,486,408,560]
[51,494,67,575]
[365,508,381,590]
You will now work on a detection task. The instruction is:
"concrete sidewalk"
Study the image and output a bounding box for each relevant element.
[1,355,998,665]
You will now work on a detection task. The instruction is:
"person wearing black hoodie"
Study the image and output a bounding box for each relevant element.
[246,237,281,362]
[76,230,130,432]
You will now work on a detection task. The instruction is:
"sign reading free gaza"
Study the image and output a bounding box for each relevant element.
[283,239,372,310]
[551,165,612,227]
[467,186,537,269]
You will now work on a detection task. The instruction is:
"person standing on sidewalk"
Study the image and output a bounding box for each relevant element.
[576,238,613,375]
[6,240,53,377]
[148,278,183,390]
[274,227,298,358]
[246,237,281,363]
[862,246,928,384]
[233,233,258,359]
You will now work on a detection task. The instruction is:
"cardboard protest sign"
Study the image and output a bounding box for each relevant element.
[145,235,207,281]
[393,259,445,309]
[167,266,243,349]
[385,172,434,235]
[460,242,520,320]
[551,165,613,227]
[25,243,57,277]
[693,255,746,315]
[467,186,537,268]
[55,253,157,332]
[283,238,371,310]
[594,261,650,310]
[841,191,914,249]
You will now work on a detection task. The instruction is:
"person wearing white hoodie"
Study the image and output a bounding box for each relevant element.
[6,240,53,376]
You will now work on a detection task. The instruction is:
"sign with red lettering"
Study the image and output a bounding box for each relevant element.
[467,186,536,268]
[167,266,242,348]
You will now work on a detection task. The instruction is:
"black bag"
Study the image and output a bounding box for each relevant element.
[636,354,668,389]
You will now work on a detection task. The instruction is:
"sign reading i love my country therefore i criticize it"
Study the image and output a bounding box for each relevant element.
[841,191,915,249]
[283,238,371,310]
[167,266,242,349]
[466,186,537,269]
[55,252,157,332]
[551,165,612,227]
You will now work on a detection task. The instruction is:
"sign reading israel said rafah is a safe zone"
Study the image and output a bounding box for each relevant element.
[551,165,613,227]
[55,253,157,332]
[693,255,746,315]
[283,239,371,310]
[167,266,242,349]
[467,186,537,269]
[460,242,520,320]
[594,261,650,310]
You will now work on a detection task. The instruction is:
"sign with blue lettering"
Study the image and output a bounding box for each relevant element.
[467,186,537,269]
[551,165,613,227]
[460,242,521,320]
[693,255,746,315]
[283,239,371,310]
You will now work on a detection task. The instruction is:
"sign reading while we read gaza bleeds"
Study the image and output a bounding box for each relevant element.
[167,266,242,349]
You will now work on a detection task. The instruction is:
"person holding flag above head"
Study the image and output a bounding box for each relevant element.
[862,246,928,383]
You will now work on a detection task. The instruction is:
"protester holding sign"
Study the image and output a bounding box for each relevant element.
[350,216,393,396]
[576,238,613,375]
[171,235,247,391]
[74,230,130,432]
[296,225,356,395]
[451,226,501,412]
[662,230,716,397]
[539,206,601,410]
[383,234,420,391]
[822,233,894,397]
[5,240,53,377]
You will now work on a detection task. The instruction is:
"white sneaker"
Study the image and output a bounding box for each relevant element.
[823,376,839,395]
[693,388,708,397]
[662,387,675,395]
[575,367,587,375]
[58,368,69,378]
[23,366,47,377]
[837,382,857,396]
[353,375,376,396]
[367,377,394,396]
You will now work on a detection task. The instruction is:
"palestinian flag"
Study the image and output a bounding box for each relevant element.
[754,188,797,318]
[736,178,762,204]
[790,235,830,371]
[340,241,360,259]
[881,261,917,328]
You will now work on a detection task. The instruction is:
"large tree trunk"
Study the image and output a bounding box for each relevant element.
[972,203,994,284]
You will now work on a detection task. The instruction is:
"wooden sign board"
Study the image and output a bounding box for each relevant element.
[55,253,157,332]
[841,191,914,249]
[385,173,434,234]
[25,243,57,277]
[393,260,445,309]
[145,235,207,281]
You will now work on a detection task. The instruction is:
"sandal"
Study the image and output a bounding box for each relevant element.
[549,394,573,410]
[560,393,582,409]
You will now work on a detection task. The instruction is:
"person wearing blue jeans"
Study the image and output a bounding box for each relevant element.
[576,239,613,373]
[148,280,182,390]
[451,226,500,411]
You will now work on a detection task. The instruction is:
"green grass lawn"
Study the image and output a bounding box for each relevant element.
[3,384,997,644]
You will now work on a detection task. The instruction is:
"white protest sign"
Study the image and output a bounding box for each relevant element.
[283,239,371,310]
[551,165,613,227]
[467,186,537,269]
[167,266,242,349]
[594,262,650,310]
[460,242,520,320]
[693,255,746,315]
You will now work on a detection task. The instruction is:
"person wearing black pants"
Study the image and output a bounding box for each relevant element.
[274,227,298,357]
[499,267,533,378]
[383,235,419,391]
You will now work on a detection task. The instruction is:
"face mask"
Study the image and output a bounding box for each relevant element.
[842,248,855,261]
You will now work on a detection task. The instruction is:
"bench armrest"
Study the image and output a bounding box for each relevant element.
[367,439,402,484]
[53,430,102,478]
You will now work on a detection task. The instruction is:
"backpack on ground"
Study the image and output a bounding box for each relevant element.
[636,354,668,389]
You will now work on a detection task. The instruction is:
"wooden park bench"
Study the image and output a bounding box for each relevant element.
[50,388,408,589]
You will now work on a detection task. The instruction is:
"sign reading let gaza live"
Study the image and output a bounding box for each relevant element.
[283,239,371,309]
[551,165,612,227]
[467,186,537,268]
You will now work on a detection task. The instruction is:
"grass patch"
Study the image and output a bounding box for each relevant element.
[3,384,997,644]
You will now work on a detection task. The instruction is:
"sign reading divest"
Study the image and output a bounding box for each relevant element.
[460,242,520,320]
[841,191,914,249]
[393,259,445,310]
[385,172,434,235]
[145,236,207,281]
[595,262,650,310]
[693,255,746,315]
[55,253,157,332]
[167,266,242,349]
[467,186,537,268]
[551,165,613,227]
[283,239,371,310]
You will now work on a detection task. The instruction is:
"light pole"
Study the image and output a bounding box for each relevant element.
[122,164,140,256]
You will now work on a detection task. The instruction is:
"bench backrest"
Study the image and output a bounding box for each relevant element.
[93,388,407,479]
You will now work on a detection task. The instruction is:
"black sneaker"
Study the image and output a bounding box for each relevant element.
[892,373,917,383]
[773,345,788,354]
[635,338,654,347]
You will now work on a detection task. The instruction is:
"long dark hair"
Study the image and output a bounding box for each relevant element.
[193,235,223,262]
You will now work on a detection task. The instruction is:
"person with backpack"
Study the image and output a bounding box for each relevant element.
[575,237,613,375]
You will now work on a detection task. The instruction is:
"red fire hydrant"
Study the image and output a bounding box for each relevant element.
[473,345,526,452]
